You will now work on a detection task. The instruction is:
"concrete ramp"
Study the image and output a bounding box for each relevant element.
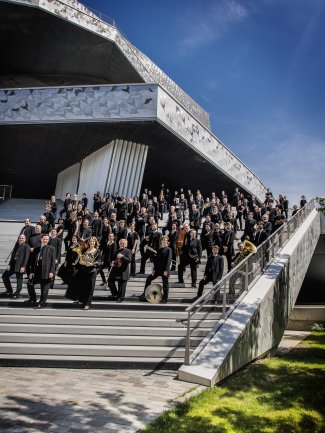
[179,208,321,386]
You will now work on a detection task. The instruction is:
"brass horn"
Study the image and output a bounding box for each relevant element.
[243,239,257,254]
[144,283,164,304]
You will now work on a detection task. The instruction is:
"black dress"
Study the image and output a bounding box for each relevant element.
[65,248,100,306]
[58,244,79,285]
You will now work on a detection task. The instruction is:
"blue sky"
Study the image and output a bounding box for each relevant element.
[83,0,324,205]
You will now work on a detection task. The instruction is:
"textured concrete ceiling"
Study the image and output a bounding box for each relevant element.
[0,2,143,87]
[0,121,242,199]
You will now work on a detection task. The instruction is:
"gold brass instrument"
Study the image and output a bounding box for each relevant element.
[144,283,163,303]
[243,239,257,254]
[233,240,256,266]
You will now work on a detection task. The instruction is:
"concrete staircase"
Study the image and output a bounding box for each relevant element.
[0,211,227,369]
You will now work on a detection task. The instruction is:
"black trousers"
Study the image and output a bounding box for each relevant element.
[197,275,217,298]
[145,272,169,301]
[178,255,198,285]
[27,275,51,304]
[2,269,24,294]
[108,277,127,299]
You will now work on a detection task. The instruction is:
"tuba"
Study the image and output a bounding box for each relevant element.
[144,283,163,304]
[243,240,257,255]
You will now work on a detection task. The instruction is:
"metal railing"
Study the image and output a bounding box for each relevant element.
[0,185,13,201]
[181,199,316,365]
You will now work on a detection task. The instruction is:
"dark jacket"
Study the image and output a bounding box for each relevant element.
[9,243,30,273]
[19,225,35,244]
[204,254,224,284]
[49,236,62,264]
[182,238,202,260]
[30,245,56,279]
[253,229,269,247]
[153,246,172,276]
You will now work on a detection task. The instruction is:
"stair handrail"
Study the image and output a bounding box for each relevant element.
[182,198,316,365]
[0,185,13,201]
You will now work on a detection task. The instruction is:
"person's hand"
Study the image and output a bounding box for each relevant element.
[49,273,53,279]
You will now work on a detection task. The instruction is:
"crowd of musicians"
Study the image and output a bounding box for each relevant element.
[1,185,307,310]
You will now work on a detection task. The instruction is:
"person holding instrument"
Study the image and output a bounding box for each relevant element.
[65,237,101,310]
[107,238,132,303]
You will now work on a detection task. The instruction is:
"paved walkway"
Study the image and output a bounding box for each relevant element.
[0,330,309,433]
[0,367,203,433]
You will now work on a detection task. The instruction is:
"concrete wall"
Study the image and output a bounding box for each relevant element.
[179,209,321,386]
[287,306,325,331]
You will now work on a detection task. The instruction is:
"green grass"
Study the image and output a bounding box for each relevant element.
[140,332,325,433]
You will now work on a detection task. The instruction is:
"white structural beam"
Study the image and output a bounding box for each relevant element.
[55,140,148,204]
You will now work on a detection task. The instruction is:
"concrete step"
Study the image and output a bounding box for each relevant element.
[0,306,222,319]
[0,354,185,368]
[0,323,208,337]
[0,312,217,328]
[0,332,201,347]
[0,342,186,358]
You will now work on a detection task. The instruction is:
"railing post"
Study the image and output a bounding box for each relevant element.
[185,311,191,365]
[245,261,249,291]
[222,282,227,319]
[279,230,283,248]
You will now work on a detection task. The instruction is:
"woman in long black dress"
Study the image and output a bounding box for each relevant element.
[65,237,101,310]
[57,235,79,285]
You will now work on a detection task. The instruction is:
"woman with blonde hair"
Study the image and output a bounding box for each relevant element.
[65,237,101,310]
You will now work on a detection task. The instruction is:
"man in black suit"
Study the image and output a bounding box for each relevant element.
[241,212,256,242]
[222,222,236,272]
[178,229,202,288]
[78,219,93,245]
[140,236,172,303]
[91,211,103,242]
[253,222,269,247]
[27,233,56,308]
[1,234,30,298]
[193,245,224,301]
[18,218,35,244]
[139,222,161,274]
[107,238,132,303]
[49,228,62,289]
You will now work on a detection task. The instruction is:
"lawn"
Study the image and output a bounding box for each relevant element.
[139,332,325,433]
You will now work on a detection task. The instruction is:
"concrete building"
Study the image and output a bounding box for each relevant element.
[0,0,267,200]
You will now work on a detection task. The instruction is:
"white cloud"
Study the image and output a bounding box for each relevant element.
[177,0,248,54]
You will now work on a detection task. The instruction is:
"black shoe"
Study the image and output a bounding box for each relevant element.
[138,294,147,302]
[136,271,145,275]
[178,281,184,284]
[161,298,167,304]
[130,274,136,278]
[24,298,36,304]
[191,284,196,288]
[107,295,117,301]
[116,298,123,303]
[12,292,20,299]
[0,291,13,297]
[34,303,46,309]
[100,282,107,286]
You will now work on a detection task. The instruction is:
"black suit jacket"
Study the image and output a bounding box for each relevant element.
[19,225,35,243]
[204,254,224,284]
[154,246,172,276]
[30,245,56,279]
[49,237,62,263]
[253,230,268,247]
[10,243,30,273]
